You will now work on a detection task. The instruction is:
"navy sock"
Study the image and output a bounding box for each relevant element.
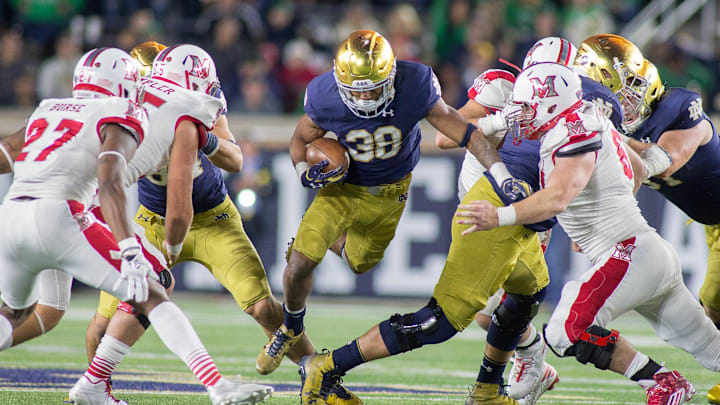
[283,304,305,335]
[332,340,365,373]
[477,356,506,385]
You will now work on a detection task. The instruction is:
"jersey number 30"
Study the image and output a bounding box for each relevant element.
[346,126,402,162]
[16,118,84,162]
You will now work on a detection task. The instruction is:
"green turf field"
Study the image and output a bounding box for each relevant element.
[0,291,716,404]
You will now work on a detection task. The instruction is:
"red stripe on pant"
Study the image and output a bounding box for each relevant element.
[563,237,634,342]
[69,201,121,272]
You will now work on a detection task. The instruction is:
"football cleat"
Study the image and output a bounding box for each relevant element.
[256,325,304,375]
[644,370,694,405]
[67,376,127,405]
[298,350,363,405]
[466,382,520,405]
[507,336,559,403]
[299,352,347,405]
[206,377,273,405]
[708,381,720,404]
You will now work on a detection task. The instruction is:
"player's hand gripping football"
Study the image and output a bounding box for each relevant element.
[298,160,347,189]
[114,243,158,303]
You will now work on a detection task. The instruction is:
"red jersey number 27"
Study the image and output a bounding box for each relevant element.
[16,118,84,162]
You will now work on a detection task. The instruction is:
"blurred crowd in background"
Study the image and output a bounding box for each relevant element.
[0,0,718,115]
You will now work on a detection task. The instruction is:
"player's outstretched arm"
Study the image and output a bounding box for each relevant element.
[426,97,501,168]
[435,99,489,149]
[203,114,244,172]
[456,152,595,233]
[0,127,26,174]
[97,124,140,242]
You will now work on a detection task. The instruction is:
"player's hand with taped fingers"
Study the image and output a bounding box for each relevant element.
[114,238,159,303]
[296,160,347,189]
[456,200,499,234]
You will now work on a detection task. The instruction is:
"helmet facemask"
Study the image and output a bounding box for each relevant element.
[613,57,649,133]
[334,60,396,118]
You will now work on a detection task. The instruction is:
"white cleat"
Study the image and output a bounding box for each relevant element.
[507,336,559,404]
[207,377,273,405]
[67,376,128,405]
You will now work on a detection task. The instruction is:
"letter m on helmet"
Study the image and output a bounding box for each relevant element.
[186,55,211,79]
[529,76,559,98]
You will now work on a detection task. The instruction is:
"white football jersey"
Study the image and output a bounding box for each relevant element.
[539,102,651,263]
[123,77,224,186]
[6,97,147,207]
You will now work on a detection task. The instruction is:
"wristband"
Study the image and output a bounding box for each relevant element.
[488,162,512,184]
[295,161,309,179]
[458,123,477,147]
[496,205,517,226]
[118,237,140,256]
[200,132,220,156]
[165,241,183,257]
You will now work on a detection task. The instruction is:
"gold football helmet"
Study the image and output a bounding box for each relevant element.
[575,34,664,132]
[130,41,167,77]
[333,30,396,118]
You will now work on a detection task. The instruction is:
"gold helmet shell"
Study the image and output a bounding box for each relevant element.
[130,41,167,77]
[575,34,664,132]
[333,30,396,118]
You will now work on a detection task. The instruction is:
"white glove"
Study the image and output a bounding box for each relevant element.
[641,144,672,178]
[113,238,158,303]
[477,110,508,136]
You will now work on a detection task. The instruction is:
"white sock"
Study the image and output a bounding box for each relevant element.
[624,351,650,379]
[85,335,130,383]
[0,316,12,350]
[517,324,538,348]
[148,301,222,387]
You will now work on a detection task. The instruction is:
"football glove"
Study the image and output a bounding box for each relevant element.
[485,162,533,205]
[477,109,509,137]
[113,242,158,303]
[297,160,347,189]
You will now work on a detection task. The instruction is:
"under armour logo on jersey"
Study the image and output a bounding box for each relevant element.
[380,109,395,117]
[185,55,211,79]
[611,242,636,262]
[688,98,703,121]
[529,76,559,98]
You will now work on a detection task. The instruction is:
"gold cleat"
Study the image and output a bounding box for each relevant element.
[466,382,520,405]
[256,325,303,375]
[326,382,363,405]
[299,352,348,405]
[708,382,720,404]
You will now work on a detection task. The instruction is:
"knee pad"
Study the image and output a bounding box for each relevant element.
[487,289,545,351]
[117,302,150,329]
[378,298,458,355]
[561,325,619,370]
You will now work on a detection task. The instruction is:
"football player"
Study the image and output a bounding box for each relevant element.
[286,30,552,405]
[0,47,272,405]
[83,43,317,391]
[459,62,720,405]
[575,34,720,404]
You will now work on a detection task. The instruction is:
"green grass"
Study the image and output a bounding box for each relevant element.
[0,291,717,404]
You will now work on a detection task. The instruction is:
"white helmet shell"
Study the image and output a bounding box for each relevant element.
[151,44,220,95]
[509,62,583,140]
[468,69,515,112]
[522,37,578,69]
[72,47,139,99]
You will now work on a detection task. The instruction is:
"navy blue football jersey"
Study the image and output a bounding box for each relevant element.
[581,76,624,130]
[138,152,227,216]
[629,88,720,224]
[304,60,441,186]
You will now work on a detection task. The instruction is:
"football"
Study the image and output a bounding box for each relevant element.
[306,137,350,174]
